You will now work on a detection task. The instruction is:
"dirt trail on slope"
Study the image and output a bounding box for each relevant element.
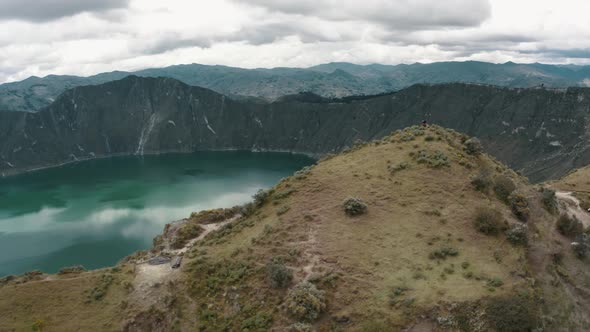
[131,215,239,308]
[556,191,590,228]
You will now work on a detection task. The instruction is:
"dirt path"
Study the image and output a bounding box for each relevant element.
[131,215,240,308]
[175,216,238,255]
[556,191,590,228]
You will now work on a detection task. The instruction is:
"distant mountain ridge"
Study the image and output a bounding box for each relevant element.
[2,61,590,112]
[2,76,590,182]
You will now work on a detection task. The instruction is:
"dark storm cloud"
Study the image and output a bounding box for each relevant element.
[381,32,537,48]
[140,35,212,55]
[227,23,344,45]
[235,0,492,30]
[0,0,130,22]
[136,23,347,56]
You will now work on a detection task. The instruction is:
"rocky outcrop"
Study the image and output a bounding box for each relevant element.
[1,76,590,182]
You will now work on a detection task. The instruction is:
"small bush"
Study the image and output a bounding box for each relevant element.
[464,137,483,155]
[474,207,504,235]
[89,274,114,301]
[32,319,45,331]
[253,189,270,207]
[388,162,409,175]
[294,166,313,180]
[572,234,589,259]
[343,197,368,216]
[266,260,293,288]
[58,265,86,275]
[506,223,528,246]
[241,312,273,330]
[285,282,326,321]
[429,246,459,260]
[274,189,296,201]
[172,222,204,249]
[556,214,583,237]
[541,189,558,214]
[189,206,240,224]
[415,150,450,168]
[400,132,416,141]
[487,277,504,288]
[287,322,313,332]
[471,169,493,192]
[493,175,516,203]
[486,295,539,332]
[508,192,530,221]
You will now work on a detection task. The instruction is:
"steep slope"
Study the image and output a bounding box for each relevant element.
[1,126,588,331]
[2,76,590,182]
[549,166,590,228]
[3,61,590,112]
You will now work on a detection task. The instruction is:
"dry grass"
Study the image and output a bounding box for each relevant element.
[552,166,590,193]
[0,266,134,331]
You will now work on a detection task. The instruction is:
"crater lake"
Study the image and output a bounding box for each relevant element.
[0,151,314,277]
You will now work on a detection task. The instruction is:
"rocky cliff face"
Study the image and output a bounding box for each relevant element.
[1,76,590,182]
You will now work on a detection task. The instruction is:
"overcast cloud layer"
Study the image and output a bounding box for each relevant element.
[0,0,589,83]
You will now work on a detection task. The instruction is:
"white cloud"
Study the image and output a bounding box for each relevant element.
[0,0,589,83]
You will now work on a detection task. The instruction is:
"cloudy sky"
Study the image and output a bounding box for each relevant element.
[0,0,589,83]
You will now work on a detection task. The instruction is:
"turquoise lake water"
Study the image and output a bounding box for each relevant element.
[0,152,314,277]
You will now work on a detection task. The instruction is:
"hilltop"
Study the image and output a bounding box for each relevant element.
[2,61,590,113]
[1,126,588,331]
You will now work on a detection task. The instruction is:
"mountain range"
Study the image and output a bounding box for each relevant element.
[2,61,590,113]
[1,75,590,182]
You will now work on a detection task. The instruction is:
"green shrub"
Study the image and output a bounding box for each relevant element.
[343,197,368,216]
[58,265,86,275]
[287,322,313,332]
[485,295,539,332]
[493,175,516,203]
[508,192,530,221]
[556,214,583,237]
[542,188,558,214]
[172,222,204,249]
[241,312,273,330]
[266,260,293,288]
[506,223,528,246]
[572,234,589,259]
[474,207,504,235]
[425,135,435,142]
[470,169,493,192]
[189,206,240,224]
[274,189,296,201]
[89,274,114,301]
[32,319,45,331]
[400,132,416,141]
[253,189,270,207]
[487,277,504,288]
[415,150,450,168]
[429,246,459,260]
[464,137,483,155]
[294,166,313,180]
[285,282,326,321]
